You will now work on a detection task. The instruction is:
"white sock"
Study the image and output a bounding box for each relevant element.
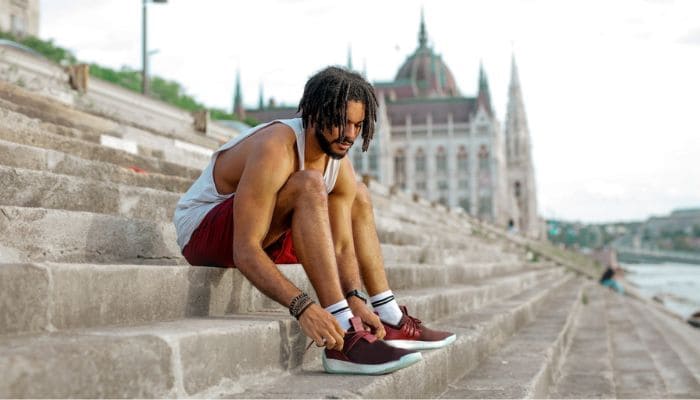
[370,290,403,325]
[325,299,354,331]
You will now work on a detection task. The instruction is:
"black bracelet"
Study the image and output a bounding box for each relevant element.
[289,292,315,319]
[294,298,315,320]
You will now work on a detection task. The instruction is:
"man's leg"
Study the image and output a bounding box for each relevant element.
[263,170,344,307]
[350,181,391,294]
[350,181,456,350]
[265,172,422,373]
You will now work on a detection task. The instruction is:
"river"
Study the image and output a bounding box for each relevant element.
[622,262,700,319]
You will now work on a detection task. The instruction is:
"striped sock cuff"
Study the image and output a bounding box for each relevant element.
[325,299,350,315]
[371,289,396,308]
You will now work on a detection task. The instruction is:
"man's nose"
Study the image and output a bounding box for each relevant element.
[344,124,359,141]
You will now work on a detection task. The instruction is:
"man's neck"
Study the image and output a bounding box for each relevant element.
[304,127,329,170]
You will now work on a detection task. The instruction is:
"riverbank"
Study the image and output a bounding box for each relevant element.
[622,262,700,320]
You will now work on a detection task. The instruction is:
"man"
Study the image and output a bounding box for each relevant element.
[174,66,455,375]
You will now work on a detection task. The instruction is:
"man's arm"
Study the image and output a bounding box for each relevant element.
[232,130,344,349]
[328,158,386,338]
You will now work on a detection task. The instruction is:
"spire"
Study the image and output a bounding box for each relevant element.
[477,61,493,116]
[258,82,264,110]
[505,52,530,160]
[347,45,354,71]
[418,8,427,48]
[510,53,521,89]
[233,68,245,118]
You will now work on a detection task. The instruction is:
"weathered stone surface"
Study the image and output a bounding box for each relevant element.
[0,264,49,334]
[0,206,182,264]
[0,333,174,398]
[0,138,193,192]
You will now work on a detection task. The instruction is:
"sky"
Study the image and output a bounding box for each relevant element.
[38,0,700,224]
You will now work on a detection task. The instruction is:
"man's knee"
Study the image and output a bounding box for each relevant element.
[288,170,327,204]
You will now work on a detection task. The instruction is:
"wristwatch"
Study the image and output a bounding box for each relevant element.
[345,289,369,304]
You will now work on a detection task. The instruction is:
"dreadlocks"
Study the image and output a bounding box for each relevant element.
[298,66,378,152]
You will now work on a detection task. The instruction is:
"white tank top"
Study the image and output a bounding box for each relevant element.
[173,118,341,250]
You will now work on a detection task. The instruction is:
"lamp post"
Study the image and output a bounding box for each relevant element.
[142,0,167,95]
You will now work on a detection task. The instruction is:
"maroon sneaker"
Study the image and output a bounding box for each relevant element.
[323,316,422,375]
[382,306,456,350]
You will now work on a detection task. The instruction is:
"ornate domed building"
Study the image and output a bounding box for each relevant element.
[245,12,540,235]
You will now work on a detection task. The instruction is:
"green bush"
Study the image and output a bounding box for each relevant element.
[1,30,246,123]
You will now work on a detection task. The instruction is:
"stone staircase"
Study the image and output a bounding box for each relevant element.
[1,79,698,398]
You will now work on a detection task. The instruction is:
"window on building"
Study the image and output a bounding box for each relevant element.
[394,149,406,188]
[436,147,447,174]
[458,179,469,190]
[369,148,378,171]
[415,181,427,191]
[515,181,522,198]
[457,146,468,171]
[438,197,448,206]
[353,150,364,172]
[478,196,492,216]
[459,197,471,212]
[415,148,426,173]
[478,145,490,170]
[438,180,448,191]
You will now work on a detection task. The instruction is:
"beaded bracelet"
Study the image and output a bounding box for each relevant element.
[289,292,315,319]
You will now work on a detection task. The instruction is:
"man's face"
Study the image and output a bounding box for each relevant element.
[314,100,365,160]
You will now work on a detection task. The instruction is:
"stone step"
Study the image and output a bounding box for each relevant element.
[0,138,193,193]
[606,291,700,398]
[622,297,700,397]
[0,268,573,398]
[0,165,510,255]
[548,284,615,398]
[604,291,669,398]
[0,81,218,166]
[0,205,182,264]
[0,165,181,221]
[629,297,700,383]
[219,272,579,398]
[0,260,560,336]
[0,111,202,180]
[0,204,515,265]
[440,278,586,398]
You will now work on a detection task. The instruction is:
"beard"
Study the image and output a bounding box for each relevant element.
[315,126,353,160]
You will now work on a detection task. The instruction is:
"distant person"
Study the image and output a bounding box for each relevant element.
[173,66,455,375]
[507,219,518,235]
[599,264,624,294]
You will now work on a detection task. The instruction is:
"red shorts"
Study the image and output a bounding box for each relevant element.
[182,196,299,267]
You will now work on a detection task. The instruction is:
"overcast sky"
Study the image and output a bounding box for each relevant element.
[39,0,700,224]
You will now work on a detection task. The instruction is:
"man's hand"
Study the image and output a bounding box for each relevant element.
[348,296,386,339]
[298,303,345,351]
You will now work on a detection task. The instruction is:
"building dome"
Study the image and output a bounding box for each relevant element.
[394,14,459,98]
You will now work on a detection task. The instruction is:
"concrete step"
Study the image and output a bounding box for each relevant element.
[606,291,700,398]
[0,205,182,264]
[605,291,669,398]
[0,204,515,265]
[0,110,202,179]
[0,267,573,398]
[220,272,579,398]
[621,296,700,398]
[0,165,181,221]
[440,279,587,398]
[0,260,560,336]
[0,165,515,255]
[548,284,615,398]
[0,82,217,168]
[630,297,700,383]
[0,138,194,193]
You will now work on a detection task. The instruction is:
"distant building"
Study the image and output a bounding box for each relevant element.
[0,0,39,37]
[244,12,539,234]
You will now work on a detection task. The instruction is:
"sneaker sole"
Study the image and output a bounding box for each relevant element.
[384,334,457,350]
[322,351,423,375]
